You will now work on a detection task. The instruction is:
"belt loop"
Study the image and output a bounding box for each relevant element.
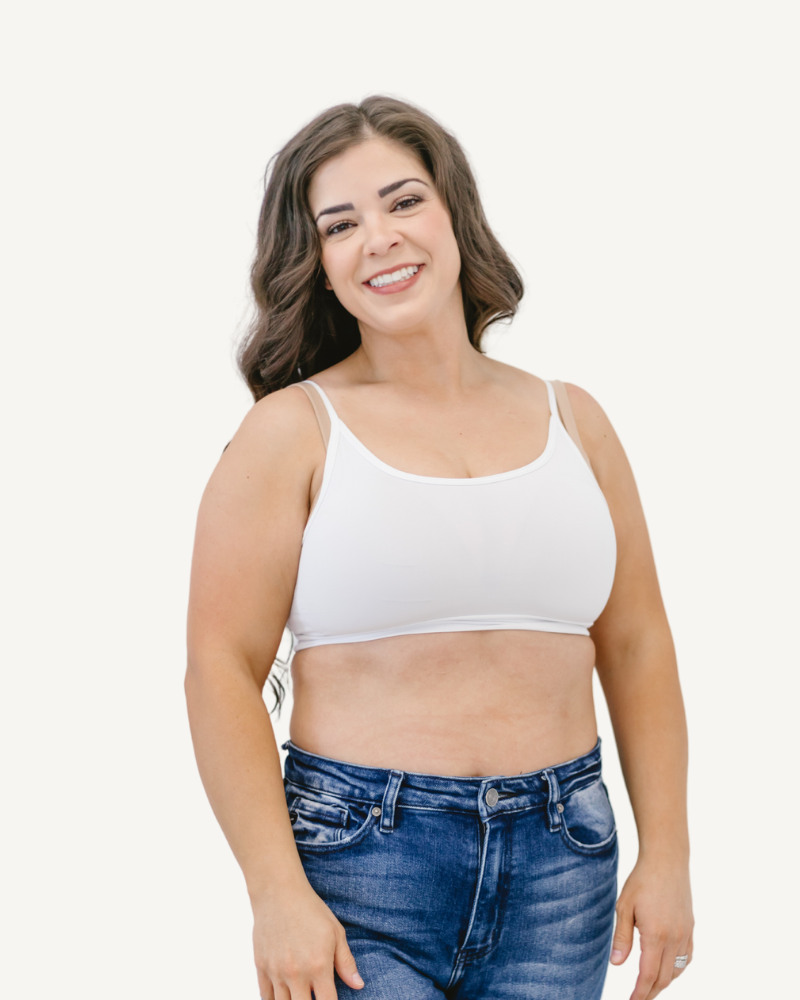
[379,770,404,834]
[542,768,562,832]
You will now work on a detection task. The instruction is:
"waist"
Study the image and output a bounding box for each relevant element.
[282,737,605,816]
[289,629,598,775]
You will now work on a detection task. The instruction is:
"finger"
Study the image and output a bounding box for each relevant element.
[310,972,340,1000]
[671,936,692,981]
[256,973,275,1000]
[286,978,316,1000]
[333,930,364,989]
[630,939,663,1000]
[647,941,681,998]
[307,955,339,1000]
[610,901,634,965]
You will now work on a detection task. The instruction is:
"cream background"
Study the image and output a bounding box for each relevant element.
[2,2,797,997]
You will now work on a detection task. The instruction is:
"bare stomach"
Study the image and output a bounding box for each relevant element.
[288,630,599,777]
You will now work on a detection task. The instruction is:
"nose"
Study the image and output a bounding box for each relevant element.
[362,212,403,257]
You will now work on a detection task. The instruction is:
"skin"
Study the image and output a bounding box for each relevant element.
[185,137,693,1000]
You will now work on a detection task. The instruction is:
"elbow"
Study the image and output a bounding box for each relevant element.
[184,646,270,701]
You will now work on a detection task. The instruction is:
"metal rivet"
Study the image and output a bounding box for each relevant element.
[372,806,382,817]
[485,788,499,807]
[556,802,564,813]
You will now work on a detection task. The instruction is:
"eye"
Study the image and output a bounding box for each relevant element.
[326,220,354,237]
[392,195,422,211]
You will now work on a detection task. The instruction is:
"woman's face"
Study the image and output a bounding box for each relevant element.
[308,138,462,336]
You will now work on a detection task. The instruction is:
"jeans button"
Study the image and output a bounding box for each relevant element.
[485,788,499,807]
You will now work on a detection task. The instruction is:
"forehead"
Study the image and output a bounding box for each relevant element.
[308,138,430,209]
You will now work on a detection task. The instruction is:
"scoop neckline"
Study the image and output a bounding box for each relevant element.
[335,411,558,485]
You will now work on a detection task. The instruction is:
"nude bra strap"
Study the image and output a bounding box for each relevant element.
[551,380,593,473]
[295,381,331,451]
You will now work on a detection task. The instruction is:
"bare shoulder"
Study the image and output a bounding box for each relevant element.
[562,382,614,442]
[214,383,324,487]
[189,384,324,675]
[194,384,326,543]
[561,382,632,491]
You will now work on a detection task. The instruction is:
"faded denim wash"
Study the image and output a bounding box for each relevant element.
[283,738,618,999]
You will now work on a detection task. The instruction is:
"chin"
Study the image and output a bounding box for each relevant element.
[366,310,432,335]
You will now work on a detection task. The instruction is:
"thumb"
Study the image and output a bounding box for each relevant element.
[610,902,634,965]
[334,930,364,989]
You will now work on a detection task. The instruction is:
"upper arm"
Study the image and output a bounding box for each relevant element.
[565,383,671,663]
[186,386,325,688]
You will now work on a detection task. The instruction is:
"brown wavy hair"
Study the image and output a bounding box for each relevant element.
[240,96,524,712]
[237,95,524,401]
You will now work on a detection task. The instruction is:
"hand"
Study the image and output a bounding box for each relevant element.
[610,856,694,1000]
[252,877,364,1000]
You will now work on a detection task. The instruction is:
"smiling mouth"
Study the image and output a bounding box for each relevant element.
[364,264,421,288]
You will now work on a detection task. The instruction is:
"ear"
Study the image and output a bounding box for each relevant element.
[324,274,333,291]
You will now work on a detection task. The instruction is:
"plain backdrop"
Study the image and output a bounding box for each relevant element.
[2,2,798,997]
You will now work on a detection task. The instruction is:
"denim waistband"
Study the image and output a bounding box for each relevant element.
[283,738,604,827]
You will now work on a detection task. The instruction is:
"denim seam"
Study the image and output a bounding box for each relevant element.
[559,823,618,856]
[286,772,601,816]
[284,779,379,808]
[287,795,349,826]
[286,784,599,816]
[293,810,379,854]
[287,789,551,818]
[445,818,489,991]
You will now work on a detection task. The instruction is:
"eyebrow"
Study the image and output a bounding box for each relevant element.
[314,178,429,223]
[314,202,354,223]
[377,177,429,198]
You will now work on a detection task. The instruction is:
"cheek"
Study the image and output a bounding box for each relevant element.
[320,245,351,292]
[420,211,461,277]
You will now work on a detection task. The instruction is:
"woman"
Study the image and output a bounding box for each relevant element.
[185,96,693,1000]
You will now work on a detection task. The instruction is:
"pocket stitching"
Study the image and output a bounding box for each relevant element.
[284,779,374,809]
[558,778,617,856]
[293,806,378,854]
[559,821,617,855]
[288,795,349,829]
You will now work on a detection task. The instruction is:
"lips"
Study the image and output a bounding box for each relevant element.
[363,263,422,285]
[362,263,424,295]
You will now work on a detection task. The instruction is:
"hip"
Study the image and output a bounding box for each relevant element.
[282,738,618,997]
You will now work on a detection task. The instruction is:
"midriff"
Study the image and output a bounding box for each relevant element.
[288,629,598,777]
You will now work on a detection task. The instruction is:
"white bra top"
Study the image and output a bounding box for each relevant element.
[286,379,617,652]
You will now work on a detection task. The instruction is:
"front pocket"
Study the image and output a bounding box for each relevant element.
[286,787,377,853]
[558,778,617,856]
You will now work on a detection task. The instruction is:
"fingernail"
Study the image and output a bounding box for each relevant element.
[352,973,364,987]
[611,950,624,963]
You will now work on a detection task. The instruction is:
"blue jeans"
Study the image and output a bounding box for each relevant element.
[283,739,618,999]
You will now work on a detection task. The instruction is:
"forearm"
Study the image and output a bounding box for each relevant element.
[596,630,689,863]
[184,654,307,902]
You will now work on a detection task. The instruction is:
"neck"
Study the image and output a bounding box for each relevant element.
[349,287,487,395]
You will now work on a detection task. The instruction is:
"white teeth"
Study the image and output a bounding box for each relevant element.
[369,265,419,287]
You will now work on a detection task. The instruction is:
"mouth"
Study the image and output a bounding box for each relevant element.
[363,263,424,295]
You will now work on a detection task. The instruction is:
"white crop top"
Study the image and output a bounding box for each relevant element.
[286,379,617,652]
